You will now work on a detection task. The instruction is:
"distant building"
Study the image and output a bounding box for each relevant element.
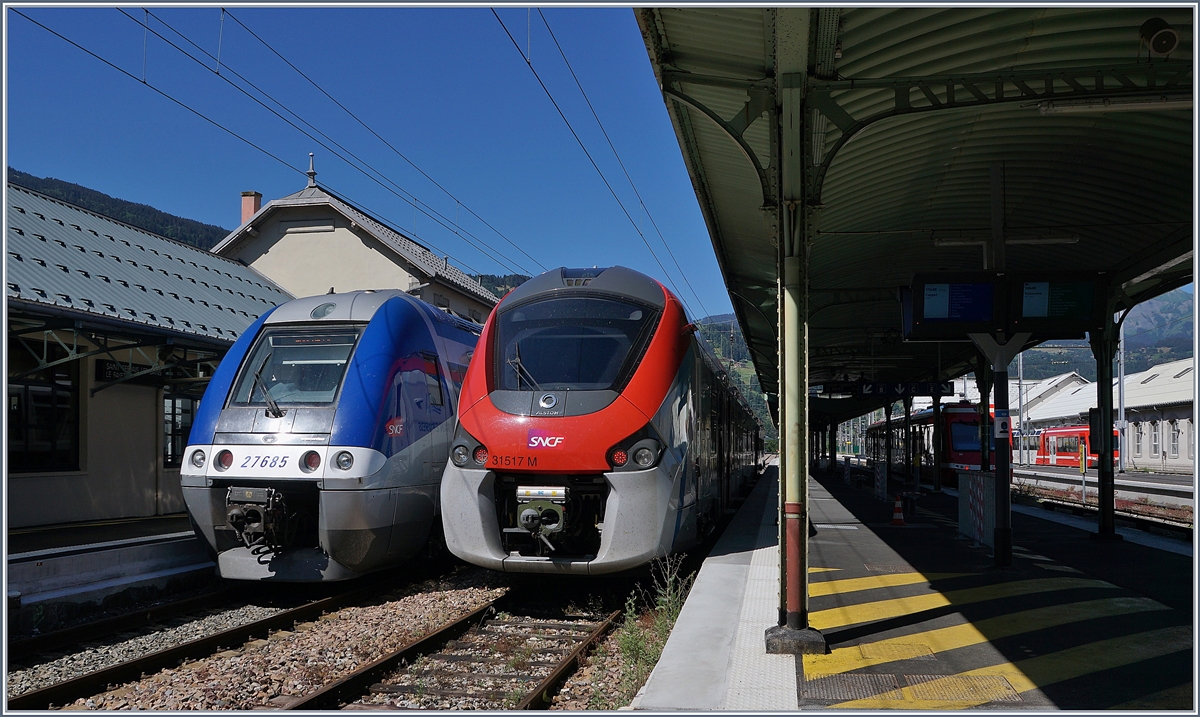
[1026,357,1194,474]
[6,182,291,527]
[213,160,497,323]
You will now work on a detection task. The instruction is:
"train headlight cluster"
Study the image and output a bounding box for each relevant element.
[216,450,233,471]
[452,445,470,467]
[473,447,489,465]
[607,430,662,471]
[190,450,206,468]
[335,451,354,470]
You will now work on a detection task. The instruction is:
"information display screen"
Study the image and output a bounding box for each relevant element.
[923,283,995,322]
[1021,281,1095,320]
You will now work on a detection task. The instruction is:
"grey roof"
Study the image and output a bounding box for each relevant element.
[7,183,292,343]
[638,8,1193,424]
[214,184,498,307]
[1027,358,1195,423]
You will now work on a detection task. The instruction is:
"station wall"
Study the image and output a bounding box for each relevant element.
[7,335,189,529]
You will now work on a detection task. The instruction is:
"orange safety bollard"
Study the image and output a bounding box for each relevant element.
[891,495,907,526]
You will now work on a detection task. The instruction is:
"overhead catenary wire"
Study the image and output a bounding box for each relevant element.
[491,8,697,318]
[126,8,530,277]
[221,8,546,275]
[537,9,711,320]
[11,8,490,279]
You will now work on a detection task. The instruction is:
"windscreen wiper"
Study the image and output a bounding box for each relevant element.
[507,342,540,390]
[253,353,286,418]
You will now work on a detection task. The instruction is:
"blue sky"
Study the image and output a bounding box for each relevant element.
[5,6,734,318]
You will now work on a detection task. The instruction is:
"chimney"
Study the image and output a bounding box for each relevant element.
[241,191,262,225]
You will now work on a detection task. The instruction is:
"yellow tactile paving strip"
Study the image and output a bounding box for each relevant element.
[803,569,1192,709]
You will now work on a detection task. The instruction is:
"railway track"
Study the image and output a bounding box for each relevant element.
[289,597,620,711]
[6,575,404,710]
[8,587,234,663]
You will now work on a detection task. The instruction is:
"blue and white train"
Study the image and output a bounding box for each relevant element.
[181,290,480,581]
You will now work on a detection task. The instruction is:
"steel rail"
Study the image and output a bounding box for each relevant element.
[515,609,621,710]
[284,598,500,710]
[6,577,395,710]
[8,587,233,662]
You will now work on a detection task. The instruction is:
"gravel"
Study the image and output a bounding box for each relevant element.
[48,567,506,710]
[6,604,287,699]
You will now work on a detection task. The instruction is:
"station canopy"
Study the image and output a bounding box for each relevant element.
[637,8,1193,423]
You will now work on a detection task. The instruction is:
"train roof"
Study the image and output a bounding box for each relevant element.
[497,266,668,310]
[264,289,480,334]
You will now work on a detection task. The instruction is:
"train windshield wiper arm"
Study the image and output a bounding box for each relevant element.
[253,353,286,418]
[507,342,540,390]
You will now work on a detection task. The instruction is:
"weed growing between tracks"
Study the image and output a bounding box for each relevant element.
[1012,480,1193,526]
[550,556,696,710]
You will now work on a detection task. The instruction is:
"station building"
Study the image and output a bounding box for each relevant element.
[214,163,498,323]
[1025,357,1195,474]
[6,182,292,528]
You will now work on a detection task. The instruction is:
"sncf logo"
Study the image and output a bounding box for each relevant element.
[528,430,565,449]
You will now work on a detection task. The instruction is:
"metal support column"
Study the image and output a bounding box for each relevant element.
[932,395,943,491]
[1091,328,1121,539]
[903,396,913,488]
[885,403,894,483]
[969,332,1029,568]
[976,357,992,472]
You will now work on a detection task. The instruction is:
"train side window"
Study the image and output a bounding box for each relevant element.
[424,356,444,407]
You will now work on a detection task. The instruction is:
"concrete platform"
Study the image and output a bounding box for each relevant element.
[632,460,1194,710]
[6,514,214,634]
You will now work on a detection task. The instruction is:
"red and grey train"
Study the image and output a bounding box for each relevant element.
[440,266,762,574]
[866,404,1122,486]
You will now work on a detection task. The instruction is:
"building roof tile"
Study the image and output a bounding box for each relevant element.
[7,183,292,342]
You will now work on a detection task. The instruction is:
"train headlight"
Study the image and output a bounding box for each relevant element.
[472,446,489,465]
[301,451,321,473]
[609,448,628,467]
[452,445,470,467]
[190,450,206,468]
[633,447,655,467]
[335,451,354,470]
[216,450,233,471]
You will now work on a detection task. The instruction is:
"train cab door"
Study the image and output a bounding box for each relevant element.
[1049,435,1057,465]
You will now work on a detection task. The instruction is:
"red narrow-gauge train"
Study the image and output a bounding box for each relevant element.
[1033,425,1120,469]
[865,402,992,488]
[440,266,762,574]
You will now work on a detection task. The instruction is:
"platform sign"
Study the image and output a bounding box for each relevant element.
[903,273,1005,340]
[858,381,954,399]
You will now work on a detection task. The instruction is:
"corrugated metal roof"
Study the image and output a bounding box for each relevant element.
[1027,357,1194,422]
[7,183,292,342]
[638,7,1194,423]
[214,184,498,307]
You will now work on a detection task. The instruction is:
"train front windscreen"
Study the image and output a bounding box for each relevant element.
[494,296,659,391]
[228,326,363,408]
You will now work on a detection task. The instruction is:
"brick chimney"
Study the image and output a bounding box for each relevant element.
[241,191,262,224]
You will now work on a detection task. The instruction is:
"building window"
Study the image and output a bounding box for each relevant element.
[164,395,196,468]
[1189,421,1194,461]
[7,337,80,473]
[1133,423,1143,457]
[433,293,449,308]
[1168,421,1180,459]
[1150,422,1160,457]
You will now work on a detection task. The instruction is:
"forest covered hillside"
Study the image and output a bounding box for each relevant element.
[8,168,231,250]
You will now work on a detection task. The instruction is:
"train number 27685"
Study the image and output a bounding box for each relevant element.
[489,455,538,468]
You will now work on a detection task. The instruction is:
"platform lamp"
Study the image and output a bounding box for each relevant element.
[1140,17,1179,57]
